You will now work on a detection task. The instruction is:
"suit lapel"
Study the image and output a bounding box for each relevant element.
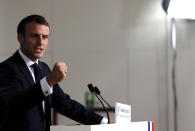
[13,51,34,87]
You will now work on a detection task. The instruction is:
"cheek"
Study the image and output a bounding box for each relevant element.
[23,41,32,49]
[25,40,35,48]
[43,42,48,49]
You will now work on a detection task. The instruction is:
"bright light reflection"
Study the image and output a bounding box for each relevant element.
[168,0,195,19]
[172,19,176,49]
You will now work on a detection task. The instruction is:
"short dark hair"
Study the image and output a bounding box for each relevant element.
[17,14,50,35]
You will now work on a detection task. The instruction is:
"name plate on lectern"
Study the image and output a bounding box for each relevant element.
[115,102,131,123]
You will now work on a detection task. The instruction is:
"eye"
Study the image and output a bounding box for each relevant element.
[30,34,39,38]
[42,35,48,40]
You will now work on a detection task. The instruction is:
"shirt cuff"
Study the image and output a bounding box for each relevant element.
[40,77,53,97]
[101,117,108,124]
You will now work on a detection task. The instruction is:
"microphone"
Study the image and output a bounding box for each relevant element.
[93,86,113,111]
[87,83,110,124]
[88,84,94,92]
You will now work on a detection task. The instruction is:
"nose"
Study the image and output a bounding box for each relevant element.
[37,36,43,45]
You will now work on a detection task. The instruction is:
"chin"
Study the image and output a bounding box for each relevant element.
[37,56,43,59]
[34,55,43,60]
[35,53,44,58]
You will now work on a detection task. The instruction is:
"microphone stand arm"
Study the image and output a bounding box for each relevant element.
[93,92,110,124]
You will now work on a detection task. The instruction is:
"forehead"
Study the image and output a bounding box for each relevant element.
[25,22,50,35]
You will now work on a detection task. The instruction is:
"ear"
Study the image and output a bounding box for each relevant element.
[17,34,24,44]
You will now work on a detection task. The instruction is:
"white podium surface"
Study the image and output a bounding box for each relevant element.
[51,121,154,131]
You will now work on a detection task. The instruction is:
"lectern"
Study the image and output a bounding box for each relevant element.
[50,121,154,131]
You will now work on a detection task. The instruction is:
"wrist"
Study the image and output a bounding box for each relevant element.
[46,74,56,87]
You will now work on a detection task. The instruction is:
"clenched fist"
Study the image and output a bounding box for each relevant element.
[46,62,67,87]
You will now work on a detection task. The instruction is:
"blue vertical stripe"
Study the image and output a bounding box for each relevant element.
[148,121,150,131]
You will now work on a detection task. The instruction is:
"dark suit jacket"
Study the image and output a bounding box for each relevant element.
[0,51,103,131]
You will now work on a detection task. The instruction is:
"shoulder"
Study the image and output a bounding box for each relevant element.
[0,51,23,67]
[0,56,17,72]
[0,55,19,78]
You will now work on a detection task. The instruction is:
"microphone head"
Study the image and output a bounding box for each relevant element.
[94,86,101,95]
[87,83,94,92]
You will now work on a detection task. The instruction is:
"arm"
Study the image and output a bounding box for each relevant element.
[52,84,103,125]
[44,62,103,124]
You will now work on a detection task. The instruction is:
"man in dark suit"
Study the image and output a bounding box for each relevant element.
[0,15,107,131]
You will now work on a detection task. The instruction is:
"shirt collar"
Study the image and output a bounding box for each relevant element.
[18,49,38,67]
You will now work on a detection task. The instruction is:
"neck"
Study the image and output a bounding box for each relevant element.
[19,49,38,63]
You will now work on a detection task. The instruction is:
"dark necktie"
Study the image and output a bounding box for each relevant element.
[31,63,45,113]
[31,63,41,82]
